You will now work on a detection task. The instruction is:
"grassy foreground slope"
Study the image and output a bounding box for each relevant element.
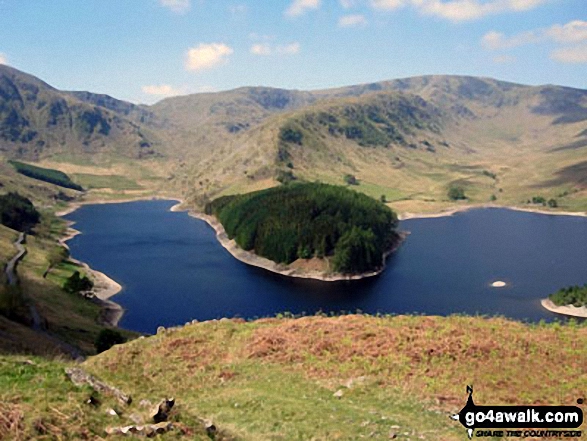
[2,315,585,440]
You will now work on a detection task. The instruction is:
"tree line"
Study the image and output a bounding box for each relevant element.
[549,284,587,308]
[9,160,83,191]
[0,192,40,233]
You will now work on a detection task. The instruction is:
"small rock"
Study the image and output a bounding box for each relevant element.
[105,422,172,437]
[389,432,398,439]
[106,408,118,417]
[333,389,344,399]
[86,396,100,407]
[152,398,175,423]
[203,419,216,435]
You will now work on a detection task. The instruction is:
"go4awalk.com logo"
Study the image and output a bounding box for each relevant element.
[450,386,584,439]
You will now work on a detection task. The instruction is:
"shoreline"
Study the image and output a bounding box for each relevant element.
[58,215,126,328]
[397,203,587,221]
[55,194,179,217]
[186,211,400,282]
[540,298,587,319]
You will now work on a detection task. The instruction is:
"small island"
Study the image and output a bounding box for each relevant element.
[203,182,401,280]
[541,284,587,318]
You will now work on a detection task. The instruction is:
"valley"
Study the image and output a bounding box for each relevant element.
[0,64,586,439]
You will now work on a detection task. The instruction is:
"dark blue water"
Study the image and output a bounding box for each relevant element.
[65,200,587,333]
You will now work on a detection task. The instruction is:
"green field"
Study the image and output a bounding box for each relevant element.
[71,173,143,191]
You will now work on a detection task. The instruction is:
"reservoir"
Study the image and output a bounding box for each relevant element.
[65,200,587,333]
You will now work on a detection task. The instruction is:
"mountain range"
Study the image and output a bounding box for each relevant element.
[1,64,586,211]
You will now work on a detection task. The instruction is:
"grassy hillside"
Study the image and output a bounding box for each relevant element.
[1,315,585,440]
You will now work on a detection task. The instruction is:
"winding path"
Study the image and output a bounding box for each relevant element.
[4,232,84,359]
[5,232,26,286]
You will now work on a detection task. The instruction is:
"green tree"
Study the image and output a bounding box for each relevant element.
[549,285,587,307]
[64,271,94,294]
[95,329,126,353]
[448,186,466,200]
[344,174,358,185]
[532,196,546,205]
[332,227,381,274]
[0,192,40,233]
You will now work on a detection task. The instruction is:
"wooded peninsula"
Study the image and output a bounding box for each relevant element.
[205,183,400,275]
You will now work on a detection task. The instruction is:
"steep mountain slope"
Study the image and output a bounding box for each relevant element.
[0,65,161,160]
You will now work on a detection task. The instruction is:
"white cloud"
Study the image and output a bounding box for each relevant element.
[142,84,184,97]
[285,0,321,17]
[159,0,191,14]
[370,0,549,22]
[493,54,516,63]
[0,53,7,65]
[550,44,587,64]
[482,20,587,51]
[339,14,368,27]
[250,43,272,55]
[250,42,300,56]
[545,20,587,44]
[482,20,587,65]
[277,42,301,54]
[185,43,234,71]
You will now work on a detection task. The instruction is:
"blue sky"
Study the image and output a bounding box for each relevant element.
[0,0,585,104]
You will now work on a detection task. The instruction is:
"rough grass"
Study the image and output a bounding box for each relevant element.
[1,315,585,439]
[0,355,215,440]
[74,315,587,440]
